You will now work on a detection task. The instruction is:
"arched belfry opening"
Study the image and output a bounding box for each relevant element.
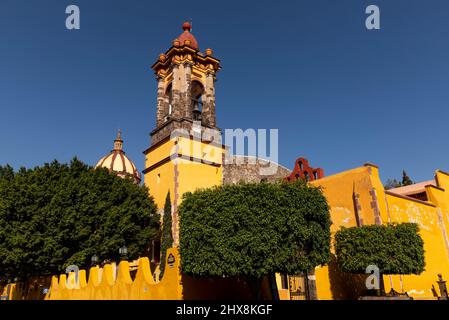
[191,80,204,121]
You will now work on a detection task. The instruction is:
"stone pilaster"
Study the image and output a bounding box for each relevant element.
[183,62,193,120]
[202,72,216,127]
[156,76,166,127]
[171,63,183,119]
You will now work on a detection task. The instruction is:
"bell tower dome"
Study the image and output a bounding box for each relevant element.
[150,22,221,145]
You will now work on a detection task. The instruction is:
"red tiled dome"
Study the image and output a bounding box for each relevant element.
[177,22,199,50]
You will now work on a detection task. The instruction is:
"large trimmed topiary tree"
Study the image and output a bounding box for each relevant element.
[335,223,425,295]
[0,158,160,281]
[178,180,331,299]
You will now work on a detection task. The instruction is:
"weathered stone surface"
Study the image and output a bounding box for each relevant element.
[151,51,219,147]
[223,155,291,185]
[150,118,220,145]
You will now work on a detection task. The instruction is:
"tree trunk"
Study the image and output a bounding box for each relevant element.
[306,270,318,300]
[269,274,280,300]
[304,273,310,300]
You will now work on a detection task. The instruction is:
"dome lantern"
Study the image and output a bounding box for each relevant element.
[113,129,123,151]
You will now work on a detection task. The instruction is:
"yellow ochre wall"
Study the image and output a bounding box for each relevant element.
[144,138,177,209]
[45,248,182,300]
[175,135,223,206]
[383,193,449,298]
[144,135,224,210]
[309,164,449,300]
[310,164,382,300]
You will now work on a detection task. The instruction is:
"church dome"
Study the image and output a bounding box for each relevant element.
[176,22,199,50]
[95,131,141,184]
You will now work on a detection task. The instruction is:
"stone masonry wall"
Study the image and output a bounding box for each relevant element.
[223,155,291,185]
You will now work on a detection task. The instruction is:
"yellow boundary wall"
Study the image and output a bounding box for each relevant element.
[45,248,181,300]
[310,164,449,300]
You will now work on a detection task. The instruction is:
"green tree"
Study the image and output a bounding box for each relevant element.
[179,180,331,299]
[159,192,173,280]
[0,165,14,181]
[335,223,425,295]
[384,179,402,190]
[402,170,414,186]
[0,158,160,280]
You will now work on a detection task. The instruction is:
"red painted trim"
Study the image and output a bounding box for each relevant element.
[285,157,324,182]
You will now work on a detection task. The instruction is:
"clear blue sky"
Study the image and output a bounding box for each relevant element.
[1,0,449,183]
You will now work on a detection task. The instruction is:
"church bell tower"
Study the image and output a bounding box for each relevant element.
[143,22,225,246]
[150,22,221,145]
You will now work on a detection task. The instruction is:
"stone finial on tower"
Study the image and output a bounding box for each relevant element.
[178,22,199,50]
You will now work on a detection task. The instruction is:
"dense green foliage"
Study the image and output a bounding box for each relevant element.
[402,170,414,186]
[335,223,425,275]
[179,180,331,278]
[0,158,160,280]
[384,179,402,190]
[384,170,414,190]
[159,192,173,280]
[0,165,14,180]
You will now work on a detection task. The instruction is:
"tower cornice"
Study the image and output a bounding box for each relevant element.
[151,45,221,77]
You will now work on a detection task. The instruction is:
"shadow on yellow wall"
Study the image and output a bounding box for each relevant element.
[1,277,50,300]
[326,254,367,300]
[181,275,272,300]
